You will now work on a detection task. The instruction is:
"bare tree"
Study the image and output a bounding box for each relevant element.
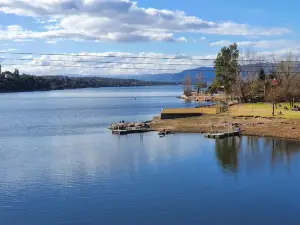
[272,51,300,108]
[183,74,192,96]
[234,51,262,103]
[195,72,206,94]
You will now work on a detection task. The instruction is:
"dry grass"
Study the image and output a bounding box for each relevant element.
[229,103,300,119]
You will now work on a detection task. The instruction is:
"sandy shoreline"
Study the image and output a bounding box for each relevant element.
[150,114,300,141]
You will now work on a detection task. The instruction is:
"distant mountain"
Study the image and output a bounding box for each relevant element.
[121,67,216,84]
[121,63,274,84]
[65,63,272,85]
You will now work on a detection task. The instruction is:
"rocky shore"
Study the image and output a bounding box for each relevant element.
[108,121,151,130]
[179,92,227,102]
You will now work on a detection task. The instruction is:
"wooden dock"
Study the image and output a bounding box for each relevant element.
[204,131,240,139]
[112,128,154,135]
[112,130,128,135]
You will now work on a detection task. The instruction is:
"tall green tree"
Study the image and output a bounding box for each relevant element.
[208,79,221,94]
[214,43,240,95]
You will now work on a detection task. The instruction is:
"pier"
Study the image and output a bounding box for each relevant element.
[112,128,154,135]
[204,131,240,139]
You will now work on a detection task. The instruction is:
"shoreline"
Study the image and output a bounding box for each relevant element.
[149,114,300,141]
[0,83,177,94]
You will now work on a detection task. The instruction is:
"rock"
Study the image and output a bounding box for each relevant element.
[109,123,126,130]
[109,121,153,130]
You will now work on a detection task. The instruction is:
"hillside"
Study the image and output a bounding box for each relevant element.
[123,67,216,84]
[123,63,273,84]
[0,72,175,93]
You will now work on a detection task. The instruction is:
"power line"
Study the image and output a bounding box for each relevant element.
[0,51,218,60]
[0,51,291,62]
[0,58,214,66]
[0,63,210,71]
[1,63,300,74]
[2,57,300,69]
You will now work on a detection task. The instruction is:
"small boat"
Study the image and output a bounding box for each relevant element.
[158,131,166,137]
[158,129,173,137]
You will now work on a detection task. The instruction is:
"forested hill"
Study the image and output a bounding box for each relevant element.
[0,71,175,93]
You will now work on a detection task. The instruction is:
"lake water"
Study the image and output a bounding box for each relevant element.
[1,86,300,225]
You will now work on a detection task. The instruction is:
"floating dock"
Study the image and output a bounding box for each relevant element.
[112,128,154,135]
[204,131,240,139]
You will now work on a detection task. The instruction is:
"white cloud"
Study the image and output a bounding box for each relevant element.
[210,40,232,47]
[7,25,23,31]
[13,39,34,42]
[7,48,17,52]
[177,37,187,42]
[0,0,291,43]
[0,51,217,76]
[210,39,300,49]
[200,37,206,41]
[257,49,300,59]
[1,49,299,76]
[0,48,18,53]
[45,40,58,44]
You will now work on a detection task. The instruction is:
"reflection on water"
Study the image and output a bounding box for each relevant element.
[215,137,240,173]
[215,136,300,173]
[1,86,300,225]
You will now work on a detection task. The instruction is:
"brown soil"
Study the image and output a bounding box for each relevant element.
[150,114,300,140]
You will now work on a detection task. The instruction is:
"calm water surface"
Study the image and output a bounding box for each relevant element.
[1,86,300,225]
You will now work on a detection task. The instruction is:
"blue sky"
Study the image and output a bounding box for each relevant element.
[0,0,298,75]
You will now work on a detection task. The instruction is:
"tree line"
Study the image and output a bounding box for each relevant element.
[210,43,300,107]
[0,69,174,93]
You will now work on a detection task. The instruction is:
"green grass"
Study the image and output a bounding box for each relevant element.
[229,102,300,119]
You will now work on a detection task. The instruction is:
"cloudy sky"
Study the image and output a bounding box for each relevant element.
[0,0,298,76]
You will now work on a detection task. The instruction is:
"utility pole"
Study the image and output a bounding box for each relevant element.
[264,76,267,103]
[271,78,278,116]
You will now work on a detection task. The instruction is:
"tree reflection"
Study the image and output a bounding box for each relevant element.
[215,137,240,173]
[270,138,300,166]
[215,136,300,173]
